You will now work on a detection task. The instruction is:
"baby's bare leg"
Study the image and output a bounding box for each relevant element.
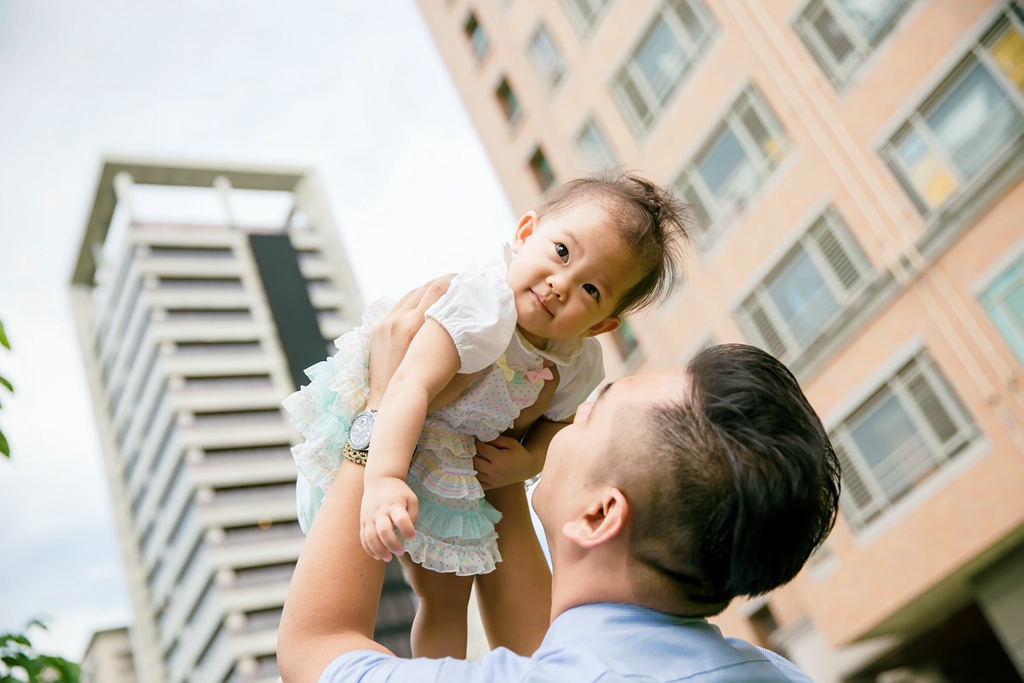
[399,555,474,658]
[474,484,552,655]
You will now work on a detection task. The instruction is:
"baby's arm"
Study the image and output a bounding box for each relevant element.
[360,318,460,561]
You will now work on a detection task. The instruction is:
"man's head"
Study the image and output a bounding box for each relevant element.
[534,344,841,617]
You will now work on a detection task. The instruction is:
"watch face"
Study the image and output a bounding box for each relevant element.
[348,411,375,451]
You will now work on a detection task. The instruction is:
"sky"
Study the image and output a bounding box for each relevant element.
[0,0,514,660]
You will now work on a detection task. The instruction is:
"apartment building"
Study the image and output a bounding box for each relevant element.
[70,159,415,683]
[81,627,137,683]
[416,1,1024,680]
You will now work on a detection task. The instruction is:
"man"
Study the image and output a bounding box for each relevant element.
[278,281,841,682]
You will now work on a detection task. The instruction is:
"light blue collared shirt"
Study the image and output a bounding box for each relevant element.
[320,602,811,682]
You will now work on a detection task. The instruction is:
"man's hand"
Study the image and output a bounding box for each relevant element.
[360,475,419,562]
[368,275,454,408]
[474,436,544,490]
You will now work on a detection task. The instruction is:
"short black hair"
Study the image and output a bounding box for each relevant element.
[625,344,841,610]
[536,173,690,316]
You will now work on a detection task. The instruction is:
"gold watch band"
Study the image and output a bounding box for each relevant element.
[342,442,368,466]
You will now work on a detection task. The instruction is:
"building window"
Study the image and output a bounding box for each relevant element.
[735,208,872,363]
[562,0,611,36]
[672,86,787,247]
[885,6,1024,215]
[611,319,640,362]
[612,0,716,135]
[831,353,976,530]
[527,23,568,91]
[464,11,490,62]
[495,77,523,126]
[795,0,912,87]
[573,117,618,171]
[529,146,556,191]
[981,255,1024,365]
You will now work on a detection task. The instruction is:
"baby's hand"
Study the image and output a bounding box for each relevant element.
[360,475,418,561]
[474,436,544,490]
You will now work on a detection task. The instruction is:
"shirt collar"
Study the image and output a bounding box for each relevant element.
[540,602,710,649]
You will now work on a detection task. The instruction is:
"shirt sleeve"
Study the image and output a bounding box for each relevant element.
[424,261,517,375]
[320,647,536,683]
[543,338,605,422]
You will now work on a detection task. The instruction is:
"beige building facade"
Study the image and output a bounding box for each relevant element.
[416,1,1024,680]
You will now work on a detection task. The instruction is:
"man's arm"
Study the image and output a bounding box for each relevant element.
[277,279,453,683]
[278,459,389,683]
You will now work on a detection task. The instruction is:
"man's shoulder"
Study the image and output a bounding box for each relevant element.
[320,636,811,683]
[320,647,537,683]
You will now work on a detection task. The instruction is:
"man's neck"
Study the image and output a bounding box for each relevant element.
[550,561,728,621]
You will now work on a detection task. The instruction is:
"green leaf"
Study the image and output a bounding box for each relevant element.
[0,322,8,350]
[0,429,8,458]
[0,375,11,392]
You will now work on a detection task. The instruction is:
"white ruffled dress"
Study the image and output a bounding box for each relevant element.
[282,249,605,576]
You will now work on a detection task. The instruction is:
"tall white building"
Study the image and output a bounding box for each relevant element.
[71,158,416,683]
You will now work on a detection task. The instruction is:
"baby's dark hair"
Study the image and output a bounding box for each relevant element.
[536,173,690,316]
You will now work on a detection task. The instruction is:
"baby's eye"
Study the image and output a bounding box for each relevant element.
[555,243,569,263]
[583,283,600,300]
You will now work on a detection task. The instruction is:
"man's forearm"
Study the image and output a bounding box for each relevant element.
[278,277,453,681]
[278,461,391,682]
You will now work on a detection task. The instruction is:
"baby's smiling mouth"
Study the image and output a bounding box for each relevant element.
[531,290,554,317]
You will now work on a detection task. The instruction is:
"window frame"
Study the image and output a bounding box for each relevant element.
[528,146,556,192]
[573,116,619,171]
[561,0,612,38]
[495,76,524,128]
[464,11,490,63]
[794,0,913,88]
[882,6,1024,218]
[830,353,977,531]
[527,22,568,93]
[611,0,716,136]
[980,255,1024,366]
[672,85,788,249]
[734,207,873,364]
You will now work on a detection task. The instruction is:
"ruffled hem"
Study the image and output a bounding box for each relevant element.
[416,497,502,540]
[282,298,394,492]
[402,531,502,576]
[409,457,484,501]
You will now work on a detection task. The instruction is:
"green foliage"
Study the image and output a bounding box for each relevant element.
[0,319,10,458]
[0,621,80,683]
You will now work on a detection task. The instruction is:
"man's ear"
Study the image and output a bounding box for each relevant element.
[562,487,629,549]
[512,212,538,253]
[582,316,622,338]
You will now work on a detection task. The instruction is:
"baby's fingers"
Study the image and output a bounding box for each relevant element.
[362,521,391,562]
[376,514,404,557]
[390,507,417,542]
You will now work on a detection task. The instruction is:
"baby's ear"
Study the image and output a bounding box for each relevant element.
[582,317,621,337]
[512,212,538,252]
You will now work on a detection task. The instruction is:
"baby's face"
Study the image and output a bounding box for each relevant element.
[506,201,645,348]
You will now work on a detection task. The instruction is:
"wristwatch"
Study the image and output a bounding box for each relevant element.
[348,409,377,451]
